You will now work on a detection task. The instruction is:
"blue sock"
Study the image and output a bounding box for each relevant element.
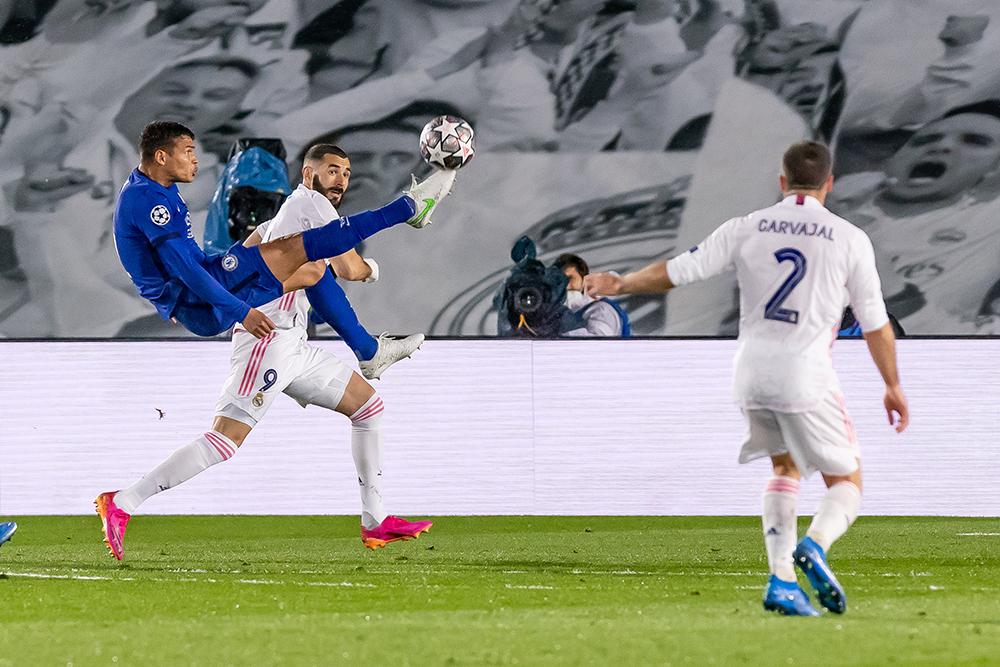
[305,269,378,361]
[301,196,415,262]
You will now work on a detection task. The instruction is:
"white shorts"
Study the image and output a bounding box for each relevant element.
[738,392,860,477]
[214,329,354,427]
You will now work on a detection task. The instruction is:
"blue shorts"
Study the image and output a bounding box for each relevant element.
[172,244,285,336]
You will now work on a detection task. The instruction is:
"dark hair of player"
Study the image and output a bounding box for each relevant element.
[304,143,348,162]
[782,140,832,190]
[554,253,590,278]
[139,121,195,162]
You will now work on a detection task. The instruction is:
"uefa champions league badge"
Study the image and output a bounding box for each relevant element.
[150,205,171,226]
[222,254,239,272]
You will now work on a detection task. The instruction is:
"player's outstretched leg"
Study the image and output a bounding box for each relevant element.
[794,479,860,614]
[762,575,820,616]
[335,379,432,549]
[96,430,241,560]
[0,521,17,549]
[257,170,456,292]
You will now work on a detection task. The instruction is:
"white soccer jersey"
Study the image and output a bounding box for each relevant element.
[234,184,338,334]
[668,194,889,412]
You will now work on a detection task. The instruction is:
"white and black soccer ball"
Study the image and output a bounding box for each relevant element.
[419,115,475,170]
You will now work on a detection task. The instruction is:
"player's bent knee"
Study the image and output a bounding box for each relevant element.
[211,415,253,447]
[770,454,800,479]
[336,372,376,417]
[348,391,384,430]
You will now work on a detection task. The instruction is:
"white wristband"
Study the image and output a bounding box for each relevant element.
[362,257,380,283]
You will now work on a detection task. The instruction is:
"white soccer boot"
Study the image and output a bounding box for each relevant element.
[403,169,457,228]
[359,333,426,380]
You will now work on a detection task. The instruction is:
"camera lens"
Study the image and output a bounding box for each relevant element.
[514,286,543,314]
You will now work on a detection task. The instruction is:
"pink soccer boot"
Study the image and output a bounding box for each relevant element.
[361,515,433,549]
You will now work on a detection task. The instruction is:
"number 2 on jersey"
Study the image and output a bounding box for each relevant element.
[764,248,807,324]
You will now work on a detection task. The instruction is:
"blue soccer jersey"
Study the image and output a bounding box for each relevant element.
[114,169,256,330]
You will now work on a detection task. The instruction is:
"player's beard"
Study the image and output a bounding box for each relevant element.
[312,175,343,207]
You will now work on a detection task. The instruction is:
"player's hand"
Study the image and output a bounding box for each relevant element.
[242,308,275,339]
[362,257,380,283]
[884,384,909,433]
[585,271,623,298]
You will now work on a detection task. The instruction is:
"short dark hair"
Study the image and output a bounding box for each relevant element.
[782,140,832,190]
[174,57,259,80]
[139,121,195,162]
[304,143,348,163]
[554,253,589,277]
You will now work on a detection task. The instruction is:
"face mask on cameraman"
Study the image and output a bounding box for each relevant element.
[565,288,590,310]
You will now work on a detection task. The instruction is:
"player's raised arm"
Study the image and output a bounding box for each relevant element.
[586,216,743,298]
[585,261,674,297]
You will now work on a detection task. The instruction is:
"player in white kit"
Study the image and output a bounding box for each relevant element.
[586,141,909,616]
[97,144,433,559]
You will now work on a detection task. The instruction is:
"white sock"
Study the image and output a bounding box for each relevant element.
[806,481,861,552]
[350,394,387,529]
[114,431,237,514]
[762,476,800,582]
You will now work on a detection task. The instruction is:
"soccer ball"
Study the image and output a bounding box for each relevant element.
[419,115,475,170]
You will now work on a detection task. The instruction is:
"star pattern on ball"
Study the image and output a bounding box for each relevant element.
[436,117,462,141]
[426,141,453,168]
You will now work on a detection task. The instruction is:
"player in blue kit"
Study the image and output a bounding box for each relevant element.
[113,121,455,340]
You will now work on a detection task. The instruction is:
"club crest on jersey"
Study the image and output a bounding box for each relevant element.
[252,392,265,408]
[222,254,239,272]
[150,205,171,226]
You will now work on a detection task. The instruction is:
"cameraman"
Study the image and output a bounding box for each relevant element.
[555,253,628,337]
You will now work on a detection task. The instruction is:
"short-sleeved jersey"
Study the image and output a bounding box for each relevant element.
[668,194,889,412]
[114,168,199,320]
[234,184,337,335]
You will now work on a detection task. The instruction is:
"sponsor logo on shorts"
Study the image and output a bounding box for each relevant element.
[252,392,265,408]
[222,254,239,272]
[150,205,171,226]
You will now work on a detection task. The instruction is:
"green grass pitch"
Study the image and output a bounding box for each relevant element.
[0,516,997,666]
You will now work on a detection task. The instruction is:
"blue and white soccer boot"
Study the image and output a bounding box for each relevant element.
[762,575,820,616]
[0,521,17,548]
[794,536,846,614]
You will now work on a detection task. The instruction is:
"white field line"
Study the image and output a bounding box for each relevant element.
[2,571,374,588]
[956,532,1000,536]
